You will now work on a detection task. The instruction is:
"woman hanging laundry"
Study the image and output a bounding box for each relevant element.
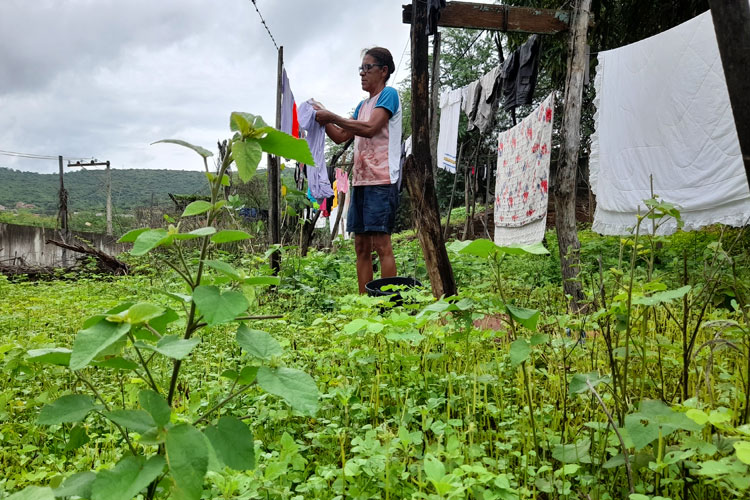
[311,47,403,294]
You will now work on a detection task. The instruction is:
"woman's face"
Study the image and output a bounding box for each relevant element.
[360,54,387,93]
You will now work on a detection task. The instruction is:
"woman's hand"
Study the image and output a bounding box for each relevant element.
[315,109,335,125]
[309,99,326,110]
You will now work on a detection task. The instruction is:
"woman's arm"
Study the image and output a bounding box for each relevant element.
[316,108,391,144]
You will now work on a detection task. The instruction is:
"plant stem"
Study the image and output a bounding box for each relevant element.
[193,384,252,425]
[586,380,634,494]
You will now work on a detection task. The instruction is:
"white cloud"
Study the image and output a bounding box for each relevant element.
[0,0,414,173]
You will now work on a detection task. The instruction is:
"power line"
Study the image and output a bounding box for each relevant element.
[0,148,92,162]
[250,0,279,51]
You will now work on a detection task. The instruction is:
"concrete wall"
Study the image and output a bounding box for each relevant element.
[0,223,130,268]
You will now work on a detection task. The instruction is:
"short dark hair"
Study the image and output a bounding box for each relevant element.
[364,47,395,81]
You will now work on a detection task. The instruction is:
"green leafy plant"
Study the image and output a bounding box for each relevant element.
[20,112,319,500]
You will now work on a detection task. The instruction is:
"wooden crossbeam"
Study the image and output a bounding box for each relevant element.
[402,1,570,34]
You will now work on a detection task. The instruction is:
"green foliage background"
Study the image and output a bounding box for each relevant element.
[0,167,209,215]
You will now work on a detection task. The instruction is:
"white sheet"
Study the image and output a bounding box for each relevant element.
[436,88,462,174]
[590,8,750,235]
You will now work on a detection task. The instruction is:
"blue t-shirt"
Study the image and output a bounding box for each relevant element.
[353,86,400,120]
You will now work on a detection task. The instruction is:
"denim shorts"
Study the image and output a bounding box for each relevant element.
[346,184,399,234]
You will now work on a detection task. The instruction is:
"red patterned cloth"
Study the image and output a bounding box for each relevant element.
[494,93,554,244]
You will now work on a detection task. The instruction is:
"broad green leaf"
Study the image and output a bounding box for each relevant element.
[174,227,217,240]
[182,200,212,217]
[506,304,540,331]
[423,454,446,482]
[256,127,314,165]
[236,324,282,360]
[70,319,130,370]
[633,285,691,306]
[108,303,164,325]
[624,414,660,451]
[53,471,96,499]
[204,416,255,470]
[233,140,263,183]
[344,318,369,334]
[509,339,531,367]
[104,409,157,434]
[529,333,549,346]
[153,335,200,360]
[211,230,252,244]
[38,394,96,425]
[145,307,180,334]
[93,357,139,371]
[734,441,750,465]
[551,438,592,464]
[118,227,149,243]
[26,347,71,366]
[5,486,55,500]
[686,408,709,426]
[166,424,208,500]
[152,139,213,158]
[192,286,248,326]
[637,399,702,432]
[569,372,611,395]
[140,390,171,427]
[257,366,319,416]
[131,229,170,256]
[238,366,259,384]
[204,260,245,280]
[64,424,90,452]
[447,238,499,258]
[230,112,266,136]
[91,455,165,500]
[448,239,550,257]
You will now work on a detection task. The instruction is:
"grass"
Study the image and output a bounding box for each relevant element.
[1,224,749,499]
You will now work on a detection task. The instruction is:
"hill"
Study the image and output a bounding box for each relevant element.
[0,167,209,214]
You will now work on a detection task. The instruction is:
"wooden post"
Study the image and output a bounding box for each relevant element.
[443,141,464,239]
[268,46,283,273]
[105,161,112,236]
[709,0,750,190]
[403,1,570,34]
[429,32,442,179]
[58,155,68,264]
[405,0,457,298]
[553,0,590,311]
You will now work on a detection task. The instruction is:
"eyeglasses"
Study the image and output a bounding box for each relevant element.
[358,63,384,73]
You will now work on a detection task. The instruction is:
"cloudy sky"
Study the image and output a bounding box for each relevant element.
[0,0,422,174]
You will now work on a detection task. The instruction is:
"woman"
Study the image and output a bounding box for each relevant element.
[314,47,403,294]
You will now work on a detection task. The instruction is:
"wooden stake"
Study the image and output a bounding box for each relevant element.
[268,46,283,273]
[553,0,590,311]
[406,0,457,298]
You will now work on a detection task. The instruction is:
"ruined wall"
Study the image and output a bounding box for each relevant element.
[0,223,130,268]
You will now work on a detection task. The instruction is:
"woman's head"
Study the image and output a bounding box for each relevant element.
[362,47,395,82]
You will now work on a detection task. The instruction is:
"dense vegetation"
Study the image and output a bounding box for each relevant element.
[0,167,209,215]
[2,216,750,499]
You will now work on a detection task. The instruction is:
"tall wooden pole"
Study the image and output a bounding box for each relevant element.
[58,155,68,264]
[405,0,457,298]
[429,32,441,179]
[105,161,112,236]
[268,46,283,273]
[554,0,590,311]
[709,0,750,190]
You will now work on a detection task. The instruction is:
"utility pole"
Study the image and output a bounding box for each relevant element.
[68,160,113,236]
[57,155,69,264]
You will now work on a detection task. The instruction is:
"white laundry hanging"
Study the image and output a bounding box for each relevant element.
[590,7,750,235]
